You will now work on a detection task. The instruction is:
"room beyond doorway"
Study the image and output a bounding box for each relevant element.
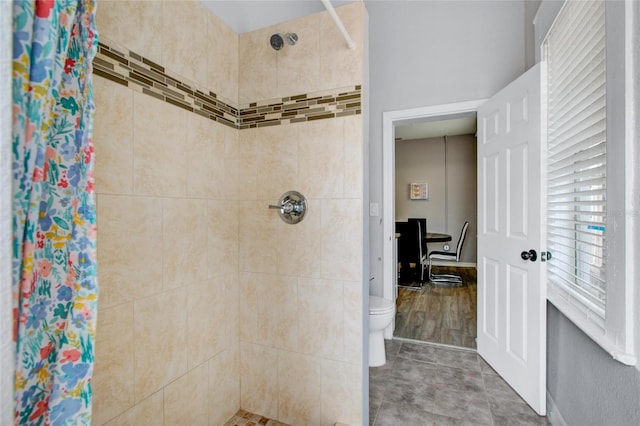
[392,115,477,348]
[382,100,484,348]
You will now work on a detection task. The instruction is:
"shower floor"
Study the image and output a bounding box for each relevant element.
[224,409,290,426]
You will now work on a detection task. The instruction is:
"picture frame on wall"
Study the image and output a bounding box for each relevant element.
[410,182,429,200]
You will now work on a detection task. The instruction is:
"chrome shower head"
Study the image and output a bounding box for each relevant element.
[270,33,298,50]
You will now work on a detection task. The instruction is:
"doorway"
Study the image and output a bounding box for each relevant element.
[383,100,484,349]
[391,113,478,348]
[381,63,548,417]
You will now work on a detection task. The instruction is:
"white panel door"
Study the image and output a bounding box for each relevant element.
[477,63,546,415]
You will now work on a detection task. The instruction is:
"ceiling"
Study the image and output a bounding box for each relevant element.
[201,0,356,34]
[395,116,477,141]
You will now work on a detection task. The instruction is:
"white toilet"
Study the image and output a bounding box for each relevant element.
[369,295,396,367]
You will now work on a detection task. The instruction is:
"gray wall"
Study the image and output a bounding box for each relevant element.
[367,0,526,295]
[547,304,640,425]
[395,135,477,263]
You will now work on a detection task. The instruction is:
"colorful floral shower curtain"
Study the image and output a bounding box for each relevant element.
[12,0,99,424]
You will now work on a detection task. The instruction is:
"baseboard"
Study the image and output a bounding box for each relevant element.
[546,391,567,426]
[431,261,477,268]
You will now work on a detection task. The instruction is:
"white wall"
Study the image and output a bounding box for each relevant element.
[367,0,525,296]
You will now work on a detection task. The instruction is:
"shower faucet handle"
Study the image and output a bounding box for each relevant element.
[269,201,300,214]
[268,191,307,224]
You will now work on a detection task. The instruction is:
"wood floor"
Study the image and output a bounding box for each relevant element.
[394,266,477,349]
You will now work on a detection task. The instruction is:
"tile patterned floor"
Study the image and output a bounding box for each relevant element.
[370,339,548,426]
[224,410,290,426]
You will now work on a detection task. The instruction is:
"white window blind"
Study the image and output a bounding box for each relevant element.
[544,0,607,330]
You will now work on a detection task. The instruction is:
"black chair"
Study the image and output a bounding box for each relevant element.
[395,221,421,289]
[428,221,469,284]
[408,218,428,282]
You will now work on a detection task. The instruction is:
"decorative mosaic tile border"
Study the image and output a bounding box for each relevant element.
[238,86,361,130]
[93,38,361,130]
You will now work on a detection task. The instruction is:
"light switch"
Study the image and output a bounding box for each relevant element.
[369,203,379,217]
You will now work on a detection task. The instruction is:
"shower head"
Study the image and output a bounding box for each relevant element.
[270,33,298,50]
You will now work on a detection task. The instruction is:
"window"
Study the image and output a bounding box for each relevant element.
[545,0,606,329]
[543,0,636,365]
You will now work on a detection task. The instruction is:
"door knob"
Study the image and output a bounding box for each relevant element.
[521,249,537,262]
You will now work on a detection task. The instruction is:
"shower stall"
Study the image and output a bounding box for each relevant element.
[90,1,367,425]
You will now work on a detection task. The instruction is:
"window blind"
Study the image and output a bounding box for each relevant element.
[545,0,607,329]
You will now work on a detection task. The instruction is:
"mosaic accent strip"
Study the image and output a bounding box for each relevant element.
[93,38,361,130]
[237,86,361,129]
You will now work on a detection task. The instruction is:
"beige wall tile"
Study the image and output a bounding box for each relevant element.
[320,359,362,426]
[133,92,188,197]
[239,26,278,103]
[224,272,240,347]
[207,200,238,278]
[276,198,322,279]
[93,77,133,195]
[239,272,258,343]
[238,200,279,274]
[343,281,363,364]
[209,345,240,426]
[237,129,258,201]
[319,2,364,90]
[254,125,299,203]
[276,14,321,97]
[343,115,364,199]
[256,274,298,351]
[207,12,239,104]
[96,195,163,308]
[162,198,208,290]
[240,342,279,419]
[187,114,226,199]
[103,390,164,426]
[278,351,321,426]
[134,288,188,402]
[321,199,363,282]
[298,278,343,360]
[161,0,209,87]
[96,1,162,63]
[187,277,226,369]
[164,363,209,426]
[92,303,134,425]
[298,119,344,199]
[223,125,240,201]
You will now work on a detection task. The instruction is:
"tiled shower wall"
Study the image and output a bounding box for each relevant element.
[236,3,365,425]
[91,1,364,425]
[91,1,241,425]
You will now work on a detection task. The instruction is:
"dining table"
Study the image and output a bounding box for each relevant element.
[425,232,452,243]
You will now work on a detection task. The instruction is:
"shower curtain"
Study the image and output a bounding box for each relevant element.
[12,0,99,423]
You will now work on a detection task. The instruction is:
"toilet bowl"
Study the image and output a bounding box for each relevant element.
[369,295,396,367]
